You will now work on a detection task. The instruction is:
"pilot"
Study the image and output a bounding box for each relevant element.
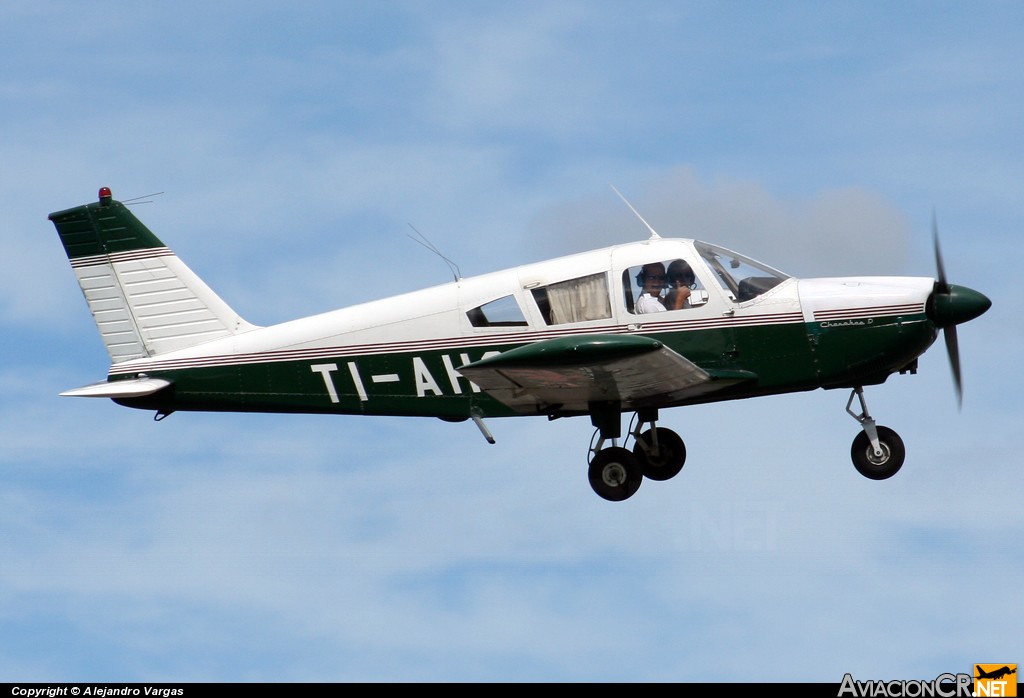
[635,262,667,313]
[664,259,696,310]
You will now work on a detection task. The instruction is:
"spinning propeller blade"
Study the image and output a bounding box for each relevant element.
[933,215,961,407]
[933,212,949,294]
[927,213,991,409]
[943,322,963,409]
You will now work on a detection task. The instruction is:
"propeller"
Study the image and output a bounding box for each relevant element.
[927,213,991,409]
[932,214,962,407]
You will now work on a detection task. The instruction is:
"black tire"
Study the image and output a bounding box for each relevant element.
[851,426,905,480]
[588,447,643,502]
[632,427,686,481]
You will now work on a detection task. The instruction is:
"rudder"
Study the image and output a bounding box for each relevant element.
[49,187,257,362]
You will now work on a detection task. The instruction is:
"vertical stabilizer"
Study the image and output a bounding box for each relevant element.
[48,188,257,362]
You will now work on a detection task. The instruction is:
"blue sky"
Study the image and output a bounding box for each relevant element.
[2,1,1021,682]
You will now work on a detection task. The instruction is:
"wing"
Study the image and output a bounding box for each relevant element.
[459,334,756,415]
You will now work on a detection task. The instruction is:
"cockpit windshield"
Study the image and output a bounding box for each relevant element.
[695,242,790,303]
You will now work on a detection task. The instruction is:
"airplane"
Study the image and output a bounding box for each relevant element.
[48,187,991,502]
[976,666,1017,681]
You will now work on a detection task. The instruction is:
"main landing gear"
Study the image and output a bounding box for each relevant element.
[584,388,906,499]
[846,387,906,480]
[587,407,686,501]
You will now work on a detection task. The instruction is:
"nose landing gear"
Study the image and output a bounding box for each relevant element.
[846,387,906,480]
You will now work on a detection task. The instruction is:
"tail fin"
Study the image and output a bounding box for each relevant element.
[48,187,258,362]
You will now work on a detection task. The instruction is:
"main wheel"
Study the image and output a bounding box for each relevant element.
[632,427,686,481]
[588,447,643,502]
[850,426,905,480]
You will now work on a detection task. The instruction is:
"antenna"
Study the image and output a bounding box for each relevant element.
[610,184,660,240]
[407,224,461,282]
[121,191,165,206]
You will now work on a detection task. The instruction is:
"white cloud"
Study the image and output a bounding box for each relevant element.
[527,166,915,277]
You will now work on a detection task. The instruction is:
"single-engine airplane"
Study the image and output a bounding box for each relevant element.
[49,187,991,501]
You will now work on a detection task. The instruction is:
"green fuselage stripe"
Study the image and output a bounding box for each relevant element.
[114,314,936,418]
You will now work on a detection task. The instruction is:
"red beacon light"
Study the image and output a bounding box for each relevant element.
[98,186,112,205]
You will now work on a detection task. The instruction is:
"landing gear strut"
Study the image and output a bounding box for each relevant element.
[587,406,686,501]
[846,387,905,480]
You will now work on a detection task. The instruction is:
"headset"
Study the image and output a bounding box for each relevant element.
[635,264,667,288]
[666,260,696,288]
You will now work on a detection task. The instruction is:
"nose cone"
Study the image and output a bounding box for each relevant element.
[928,284,992,328]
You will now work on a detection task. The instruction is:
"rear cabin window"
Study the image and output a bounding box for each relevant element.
[531,272,612,325]
[466,294,529,327]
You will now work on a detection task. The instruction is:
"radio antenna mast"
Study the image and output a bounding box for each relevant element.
[407,224,461,282]
[610,184,661,240]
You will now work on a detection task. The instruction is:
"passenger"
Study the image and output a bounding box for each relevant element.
[635,262,667,313]
[664,259,696,310]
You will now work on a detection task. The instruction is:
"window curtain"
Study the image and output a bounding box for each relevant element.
[547,273,611,324]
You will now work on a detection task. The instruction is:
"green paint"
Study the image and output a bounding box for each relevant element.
[469,334,662,368]
[111,313,938,419]
[48,200,165,259]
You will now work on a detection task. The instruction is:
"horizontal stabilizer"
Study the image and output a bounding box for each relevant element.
[60,377,172,398]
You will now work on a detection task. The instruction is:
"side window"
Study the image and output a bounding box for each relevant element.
[531,272,612,325]
[624,259,707,315]
[467,295,528,327]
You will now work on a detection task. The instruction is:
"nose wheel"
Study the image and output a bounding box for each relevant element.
[851,426,905,480]
[846,387,906,480]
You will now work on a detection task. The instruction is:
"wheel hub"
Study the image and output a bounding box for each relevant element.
[601,462,627,486]
[865,442,891,466]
